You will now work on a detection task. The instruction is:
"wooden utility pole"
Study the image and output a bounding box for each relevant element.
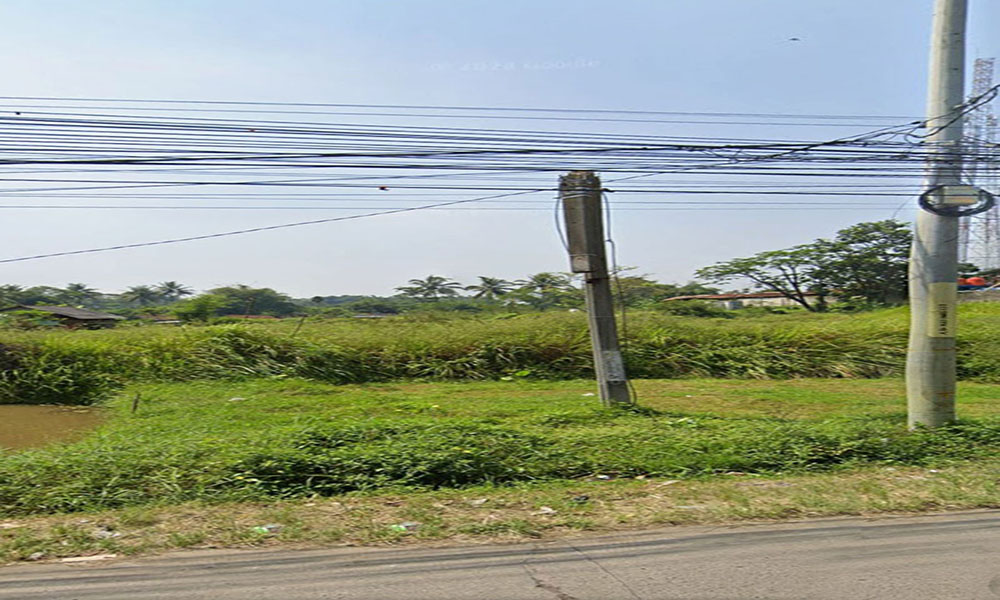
[560,171,633,406]
[906,0,967,428]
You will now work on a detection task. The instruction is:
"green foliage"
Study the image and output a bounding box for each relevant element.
[155,281,194,302]
[340,297,415,314]
[172,294,228,322]
[0,307,929,404]
[507,272,583,310]
[0,284,26,306]
[0,345,123,405]
[396,275,464,300]
[810,220,912,305]
[614,276,718,308]
[121,285,162,307]
[233,421,567,495]
[13,303,1000,406]
[3,377,1000,515]
[464,276,515,300]
[206,285,299,317]
[63,283,100,307]
[697,219,914,310]
[697,246,826,311]
[0,309,62,330]
[657,300,734,318]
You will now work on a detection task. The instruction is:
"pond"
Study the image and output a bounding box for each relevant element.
[0,405,105,451]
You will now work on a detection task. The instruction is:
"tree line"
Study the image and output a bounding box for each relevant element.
[0,281,194,310]
[387,272,715,312]
[0,219,943,323]
[0,274,717,322]
[695,219,979,312]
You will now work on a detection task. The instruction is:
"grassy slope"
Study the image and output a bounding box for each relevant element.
[2,377,999,561]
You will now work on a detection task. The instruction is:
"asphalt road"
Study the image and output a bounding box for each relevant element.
[3,510,1000,599]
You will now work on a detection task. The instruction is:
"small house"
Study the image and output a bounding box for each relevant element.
[0,305,126,329]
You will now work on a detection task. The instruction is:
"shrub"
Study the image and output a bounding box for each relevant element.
[4,412,999,514]
[658,300,734,318]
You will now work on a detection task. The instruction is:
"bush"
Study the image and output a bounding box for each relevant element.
[231,421,574,495]
[12,304,1000,404]
[0,346,123,405]
[658,300,734,318]
[3,411,1000,514]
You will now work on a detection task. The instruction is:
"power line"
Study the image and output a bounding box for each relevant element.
[0,189,544,264]
[0,95,918,120]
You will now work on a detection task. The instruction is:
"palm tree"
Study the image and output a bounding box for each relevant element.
[64,283,99,307]
[464,276,514,300]
[516,272,572,293]
[122,285,162,306]
[0,284,25,306]
[395,275,463,301]
[155,281,193,302]
[512,272,580,310]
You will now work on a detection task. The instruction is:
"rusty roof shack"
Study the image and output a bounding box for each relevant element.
[0,305,126,329]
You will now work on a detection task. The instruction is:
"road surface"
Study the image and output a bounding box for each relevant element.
[3,510,1000,599]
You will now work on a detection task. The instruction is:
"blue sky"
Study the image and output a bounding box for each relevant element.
[0,0,996,296]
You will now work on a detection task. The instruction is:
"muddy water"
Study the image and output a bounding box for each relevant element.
[0,405,105,451]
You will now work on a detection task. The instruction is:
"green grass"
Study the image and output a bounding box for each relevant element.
[0,305,941,404]
[3,377,1000,562]
[2,378,1000,518]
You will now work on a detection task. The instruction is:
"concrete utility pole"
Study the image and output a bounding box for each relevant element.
[560,171,633,407]
[907,0,968,428]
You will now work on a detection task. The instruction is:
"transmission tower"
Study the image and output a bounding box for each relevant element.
[960,57,1000,270]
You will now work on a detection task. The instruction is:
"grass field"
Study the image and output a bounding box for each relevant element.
[2,377,999,561]
[4,306,1000,561]
[8,302,1000,408]
[0,304,962,404]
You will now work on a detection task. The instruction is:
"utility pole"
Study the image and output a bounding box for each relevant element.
[907,0,968,428]
[560,170,633,407]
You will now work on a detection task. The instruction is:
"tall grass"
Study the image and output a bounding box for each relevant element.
[2,304,998,404]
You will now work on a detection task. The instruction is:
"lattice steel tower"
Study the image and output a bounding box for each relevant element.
[959,57,1000,270]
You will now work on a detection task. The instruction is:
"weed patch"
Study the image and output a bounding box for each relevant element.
[0,307,932,404]
[2,379,1000,516]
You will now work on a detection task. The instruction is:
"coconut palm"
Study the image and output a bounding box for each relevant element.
[516,272,572,293]
[511,272,581,310]
[122,285,162,306]
[0,284,25,306]
[395,275,463,300]
[64,283,99,306]
[155,281,194,302]
[464,276,514,300]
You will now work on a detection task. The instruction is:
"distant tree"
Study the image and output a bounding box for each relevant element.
[207,285,299,316]
[156,281,194,302]
[395,275,464,300]
[19,286,70,306]
[0,284,25,306]
[121,285,163,307]
[696,219,917,311]
[516,272,573,294]
[343,297,413,314]
[172,294,228,322]
[696,246,827,311]
[63,283,100,307]
[464,276,514,300]
[809,220,912,306]
[510,272,582,310]
[612,276,719,308]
